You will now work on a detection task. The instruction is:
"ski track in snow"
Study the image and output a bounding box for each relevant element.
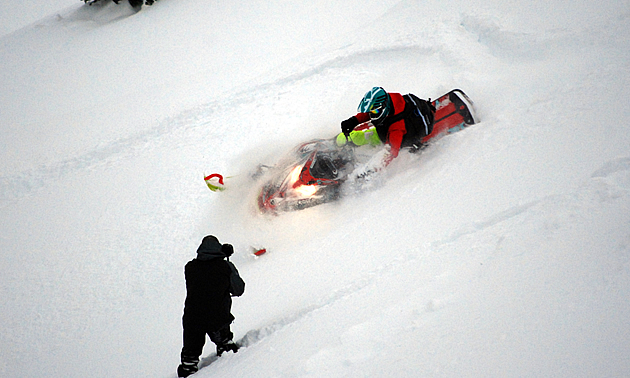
[441,154,630,248]
[196,254,410,371]
[437,199,542,246]
[591,156,630,180]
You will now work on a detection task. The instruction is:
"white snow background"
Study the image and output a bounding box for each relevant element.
[1,0,630,377]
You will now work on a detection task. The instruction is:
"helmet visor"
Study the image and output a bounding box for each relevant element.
[369,104,386,120]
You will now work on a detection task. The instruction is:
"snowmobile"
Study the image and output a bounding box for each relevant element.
[256,139,356,213]
[255,89,477,214]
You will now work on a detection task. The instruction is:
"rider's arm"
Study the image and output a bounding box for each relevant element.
[384,119,406,165]
[355,112,370,124]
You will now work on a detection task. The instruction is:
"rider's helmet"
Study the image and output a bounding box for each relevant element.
[357,87,391,125]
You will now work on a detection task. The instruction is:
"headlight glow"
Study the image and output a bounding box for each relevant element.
[294,184,318,197]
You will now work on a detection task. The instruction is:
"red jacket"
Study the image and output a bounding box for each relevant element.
[353,92,407,163]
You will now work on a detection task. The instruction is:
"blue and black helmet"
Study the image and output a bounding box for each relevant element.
[357,87,391,124]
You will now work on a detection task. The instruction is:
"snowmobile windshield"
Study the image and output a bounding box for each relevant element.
[309,154,338,180]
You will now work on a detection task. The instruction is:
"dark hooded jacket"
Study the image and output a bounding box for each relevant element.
[182,235,234,330]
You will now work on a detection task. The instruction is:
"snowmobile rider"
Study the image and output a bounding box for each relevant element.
[177,235,245,378]
[338,86,436,166]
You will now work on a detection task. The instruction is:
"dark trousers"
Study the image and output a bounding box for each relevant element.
[181,322,233,360]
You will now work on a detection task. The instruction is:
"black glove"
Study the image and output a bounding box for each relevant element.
[221,243,234,257]
[341,116,359,136]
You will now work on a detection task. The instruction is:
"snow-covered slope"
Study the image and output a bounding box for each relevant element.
[1,1,629,377]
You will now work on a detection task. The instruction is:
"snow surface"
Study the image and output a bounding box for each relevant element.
[1,0,630,377]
